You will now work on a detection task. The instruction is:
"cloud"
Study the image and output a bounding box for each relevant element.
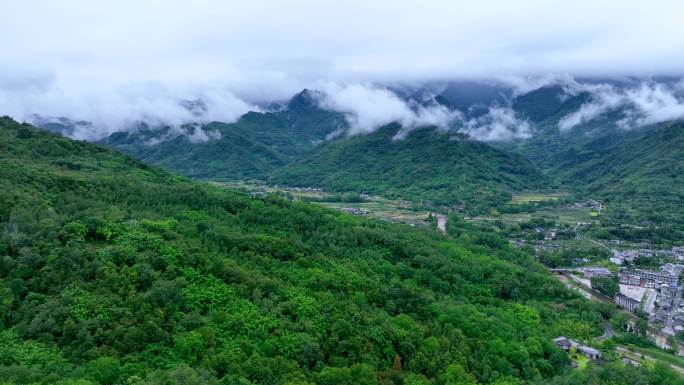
[316,83,460,136]
[558,84,624,130]
[315,84,533,142]
[460,107,533,141]
[1,1,683,115]
[0,1,683,143]
[622,83,684,127]
[558,81,684,130]
[0,76,256,141]
[496,74,578,96]
[143,123,223,145]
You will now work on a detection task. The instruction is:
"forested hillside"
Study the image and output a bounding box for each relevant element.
[504,113,684,235]
[100,90,345,180]
[553,122,684,233]
[1,117,678,384]
[271,124,544,212]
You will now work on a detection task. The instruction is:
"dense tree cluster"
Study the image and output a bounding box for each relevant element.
[589,277,619,298]
[0,118,680,384]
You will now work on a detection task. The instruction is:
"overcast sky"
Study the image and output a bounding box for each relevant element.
[1,0,684,135]
[3,1,684,96]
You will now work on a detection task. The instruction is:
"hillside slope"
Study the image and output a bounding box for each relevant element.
[271,124,545,212]
[500,85,684,230]
[551,122,684,227]
[3,117,676,384]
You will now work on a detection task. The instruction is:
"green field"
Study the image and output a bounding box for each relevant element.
[511,192,568,204]
[213,181,434,226]
[469,205,597,226]
[317,200,431,226]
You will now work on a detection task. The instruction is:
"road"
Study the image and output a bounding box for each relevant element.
[599,320,614,340]
[664,285,684,334]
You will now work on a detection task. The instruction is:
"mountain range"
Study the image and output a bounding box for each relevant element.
[32,79,684,222]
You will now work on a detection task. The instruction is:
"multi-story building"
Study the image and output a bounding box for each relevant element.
[620,273,646,287]
[614,294,640,312]
[633,268,678,287]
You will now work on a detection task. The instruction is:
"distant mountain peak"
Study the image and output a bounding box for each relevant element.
[287,89,324,111]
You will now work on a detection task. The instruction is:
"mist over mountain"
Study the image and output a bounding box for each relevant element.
[47,77,673,222]
[21,76,684,146]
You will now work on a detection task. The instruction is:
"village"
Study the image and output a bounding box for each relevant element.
[499,198,684,368]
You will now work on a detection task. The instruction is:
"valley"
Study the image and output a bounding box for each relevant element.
[3,2,684,384]
[5,76,684,385]
[2,116,645,385]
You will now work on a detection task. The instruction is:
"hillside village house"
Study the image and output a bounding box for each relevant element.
[579,346,601,361]
[553,337,602,361]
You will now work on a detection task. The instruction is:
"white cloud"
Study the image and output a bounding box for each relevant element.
[0,75,256,141]
[497,74,578,96]
[2,1,684,141]
[558,84,624,130]
[558,81,684,130]
[1,1,683,123]
[461,107,532,141]
[317,83,460,136]
[623,83,684,127]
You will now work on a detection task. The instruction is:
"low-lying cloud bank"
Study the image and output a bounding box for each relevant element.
[461,107,533,141]
[0,75,256,141]
[3,74,684,144]
[315,83,534,141]
[315,83,460,137]
[553,81,684,131]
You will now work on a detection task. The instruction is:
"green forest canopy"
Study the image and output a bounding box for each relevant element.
[0,117,681,384]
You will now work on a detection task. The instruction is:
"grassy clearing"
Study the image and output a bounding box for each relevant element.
[469,205,596,227]
[318,201,430,225]
[213,180,433,226]
[511,191,568,204]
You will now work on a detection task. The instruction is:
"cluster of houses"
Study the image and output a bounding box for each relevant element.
[554,337,602,361]
[619,265,682,288]
[661,246,684,261]
[567,199,604,212]
[617,263,684,333]
[340,207,369,215]
[277,186,323,193]
[510,238,563,251]
[611,246,684,265]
